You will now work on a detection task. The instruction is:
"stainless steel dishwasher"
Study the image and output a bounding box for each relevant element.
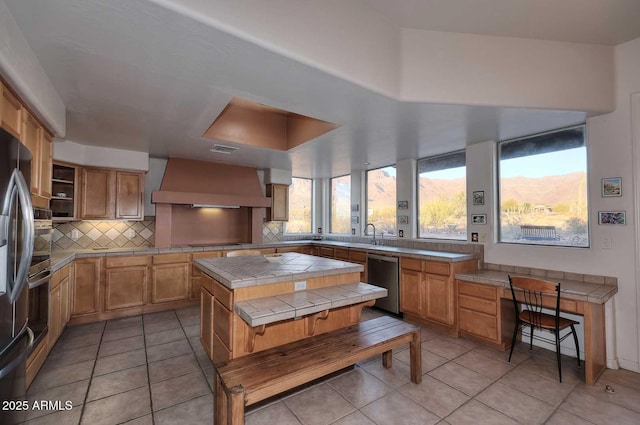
[367,254,399,314]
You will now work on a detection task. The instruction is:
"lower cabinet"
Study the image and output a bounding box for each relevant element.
[457,280,512,348]
[48,283,61,345]
[191,251,223,300]
[199,272,233,364]
[105,256,149,311]
[151,254,190,304]
[400,268,424,317]
[72,258,102,316]
[200,278,214,359]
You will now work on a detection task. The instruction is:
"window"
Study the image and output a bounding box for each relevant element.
[366,166,397,236]
[284,177,313,233]
[417,151,467,240]
[330,175,351,233]
[498,126,588,247]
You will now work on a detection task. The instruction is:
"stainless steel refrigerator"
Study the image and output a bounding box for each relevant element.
[0,127,35,424]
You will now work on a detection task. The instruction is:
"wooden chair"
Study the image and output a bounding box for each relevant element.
[507,275,580,382]
[225,249,262,257]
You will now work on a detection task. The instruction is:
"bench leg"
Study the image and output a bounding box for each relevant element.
[214,372,228,425]
[228,387,246,425]
[409,330,422,384]
[382,350,393,368]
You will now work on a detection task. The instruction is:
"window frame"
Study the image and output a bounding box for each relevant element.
[416,150,467,241]
[496,125,589,248]
[365,164,397,236]
[283,177,314,234]
[329,174,351,234]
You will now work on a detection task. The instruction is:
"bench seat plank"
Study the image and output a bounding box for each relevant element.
[215,316,421,424]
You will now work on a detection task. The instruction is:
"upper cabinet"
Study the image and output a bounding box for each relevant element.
[266,183,289,221]
[1,82,23,139]
[79,167,145,220]
[52,162,77,221]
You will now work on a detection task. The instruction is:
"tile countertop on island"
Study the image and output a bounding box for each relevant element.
[194,252,364,289]
[49,240,478,272]
[455,269,618,304]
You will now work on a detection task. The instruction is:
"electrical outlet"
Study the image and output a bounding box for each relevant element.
[294,281,307,291]
[126,229,136,238]
[70,229,80,240]
[479,233,487,242]
[351,228,355,235]
[398,230,404,238]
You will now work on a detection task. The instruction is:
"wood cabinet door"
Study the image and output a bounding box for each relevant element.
[79,168,115,219]
[72,258,101,315]
[116,171,144,220]
[1,83,22,139]
[105,266,148,310]
[266,184,289,221]
[151,263,190,303]
[22,112,41,196]
[39,132,53,199]
[425,274,452,325]
[48,284,61,345]
[400,268,424,317]
[60,275,70,328]
[200,287,214,359]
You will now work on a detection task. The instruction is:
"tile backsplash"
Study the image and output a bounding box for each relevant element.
[263,221,284,242]
[53,220,155,250]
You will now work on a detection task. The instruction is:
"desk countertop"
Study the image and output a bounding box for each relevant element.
[194,252,364,289]
[455,269,617,304]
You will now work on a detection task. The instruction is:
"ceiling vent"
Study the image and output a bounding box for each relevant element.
[210,144,238,154]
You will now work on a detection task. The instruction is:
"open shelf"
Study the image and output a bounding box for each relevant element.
[51,163,77,220]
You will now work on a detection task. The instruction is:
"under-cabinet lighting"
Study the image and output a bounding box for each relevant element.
[191,204,240,209]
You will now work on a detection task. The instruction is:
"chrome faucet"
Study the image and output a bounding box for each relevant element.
[366,223,376,245]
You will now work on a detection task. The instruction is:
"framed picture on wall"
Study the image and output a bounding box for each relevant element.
[601,177,622,197]
[598,211,626,225]
[471,214,487,225]
[398,215,409,225]
[397,200,409,209]
[472,191,485,205]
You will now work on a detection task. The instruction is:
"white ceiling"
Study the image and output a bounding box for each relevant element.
[5,0,627,178]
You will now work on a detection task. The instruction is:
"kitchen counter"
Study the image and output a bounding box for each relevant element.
[194,252,363,289]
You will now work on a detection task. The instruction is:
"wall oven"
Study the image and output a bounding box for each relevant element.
[27,208,52,348]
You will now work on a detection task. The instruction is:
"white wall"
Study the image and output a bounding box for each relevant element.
[144,157,168,216]
[396,158,416,239]
[54,140,149,172]
[0,0,65,136]
[400,29,615,112]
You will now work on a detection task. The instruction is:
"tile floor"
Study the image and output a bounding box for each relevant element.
[18,306,640,425]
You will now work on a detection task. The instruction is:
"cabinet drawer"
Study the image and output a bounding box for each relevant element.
[459,308,498,342]
[334,248,349,260]
[459,294,497,316]
[153,253,190,265]
[213,298,232,350]
[213,279,233,310]
[349,250,367,262]
[276,246,300,253]
[201,274,214,294]
[318,247,334,258]
[459,281,497,301]
[192,251,223,260]
[106,255,149,268]
[213,332,231,364]
[424,261,450,276]
[400,257,422,272]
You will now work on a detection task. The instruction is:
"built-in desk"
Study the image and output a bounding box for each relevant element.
[455,269,617,385]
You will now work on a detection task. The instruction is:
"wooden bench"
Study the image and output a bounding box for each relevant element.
[214,316,422,425]
[519,225,559,241]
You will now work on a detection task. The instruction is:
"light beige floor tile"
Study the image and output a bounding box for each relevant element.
[25,379,89,420]
[429,363,493,396]
[445,400,517,425]
[475,382,554,425]
[331,411,376,425]
[175,305,200,318]
[105,315,142,330]
[58,321,105,339]
[424,337,472,360]
[98,335,145,358]
[154,394,213,425]
[151,371,211,411]
[29,359,94,393]
[56,332,103,351]
[395,348,448,373]
[420,326,445,342]
[360,391,440,425]
[87,364,148,401]
[399,375,469,418]
[182,323,200,338]
[93,348,146,376]
[518,355,583,385]
[24,409,82,425]
[148,353,200,383]
[473,343,530,365]
[178,314,199,327]
[284,384,355,425]
[453,350,514,379]
[362,358,412,388]
[598,368,640,392]
[81,386,151,425]
[499,367,574,405]
[576,372,640,413]
[102,324,143,342]
[42,343,99,370]
[560,387,640,425]
[143,317,181,334]
[545,410,595,425]
[121,414,153,425]
[328,368,393,408]
[143,310,177,325]
[144,327,186,347]
[146,339,192,363]
[245,401,301,425]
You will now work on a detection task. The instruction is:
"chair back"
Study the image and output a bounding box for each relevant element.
[508,275,561,329]
[225,249,262,257]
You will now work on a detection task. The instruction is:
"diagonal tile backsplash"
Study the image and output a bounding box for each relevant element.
[53,220,156,250]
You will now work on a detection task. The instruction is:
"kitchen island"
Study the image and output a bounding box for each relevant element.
[194,252,387,363]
